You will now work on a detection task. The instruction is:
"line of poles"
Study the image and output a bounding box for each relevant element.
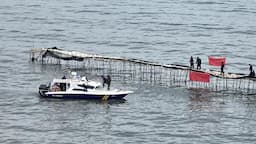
[30,49,256,95]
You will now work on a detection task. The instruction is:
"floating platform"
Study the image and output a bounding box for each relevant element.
[30,47,256,95]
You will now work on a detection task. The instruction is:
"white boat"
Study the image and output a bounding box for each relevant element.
[38,73,133,100]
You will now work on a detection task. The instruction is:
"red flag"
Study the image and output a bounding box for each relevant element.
[189,71,210,83]
[208,56,226,66]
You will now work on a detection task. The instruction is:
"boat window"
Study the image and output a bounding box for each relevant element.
[60,82,66,91]
[52,83,61,92]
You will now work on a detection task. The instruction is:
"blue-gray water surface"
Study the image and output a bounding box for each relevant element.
[1,0,256,143]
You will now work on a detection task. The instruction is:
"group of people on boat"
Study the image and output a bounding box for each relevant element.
[190,56,255,77]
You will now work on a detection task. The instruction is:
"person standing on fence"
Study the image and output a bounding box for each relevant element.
[196,57,201,70]
[249,64,255,77]
[251,70,255,77]
[190,56,194,69]
[221,62,225,75]
[249,64,253,73]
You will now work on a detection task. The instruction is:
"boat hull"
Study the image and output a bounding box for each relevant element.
[39,89,131,100]
[40,93,127,100]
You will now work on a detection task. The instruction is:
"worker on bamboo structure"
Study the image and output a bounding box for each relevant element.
[221,62,225,75]
[190,56,194,69]
[196,57,201,70]
[249,64,255,77]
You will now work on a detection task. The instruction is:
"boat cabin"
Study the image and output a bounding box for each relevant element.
[49,78,100,92]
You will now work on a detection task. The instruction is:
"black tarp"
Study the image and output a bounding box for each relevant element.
[42,47,84,61]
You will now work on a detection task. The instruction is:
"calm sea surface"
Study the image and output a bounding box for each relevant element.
[1,0,256,143]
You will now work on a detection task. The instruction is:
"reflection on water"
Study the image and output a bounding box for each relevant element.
[187,88,224,112]
[38,97,126,105]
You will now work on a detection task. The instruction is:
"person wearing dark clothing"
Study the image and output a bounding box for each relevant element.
[106,75,111,90]
[101,75,107,88]
[190,56,194,69]
[249,64,253,72]
[196,57,201,70]
[62,75,66,79]
[221,62,224,75]
[251,70,255,77]
[249,64,255,77]
[31,57,35,62]
[60,75,67,91]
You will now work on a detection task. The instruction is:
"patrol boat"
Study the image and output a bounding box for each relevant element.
[38,73,133,100]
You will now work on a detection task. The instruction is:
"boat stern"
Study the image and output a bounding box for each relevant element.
[38,84,49,97]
